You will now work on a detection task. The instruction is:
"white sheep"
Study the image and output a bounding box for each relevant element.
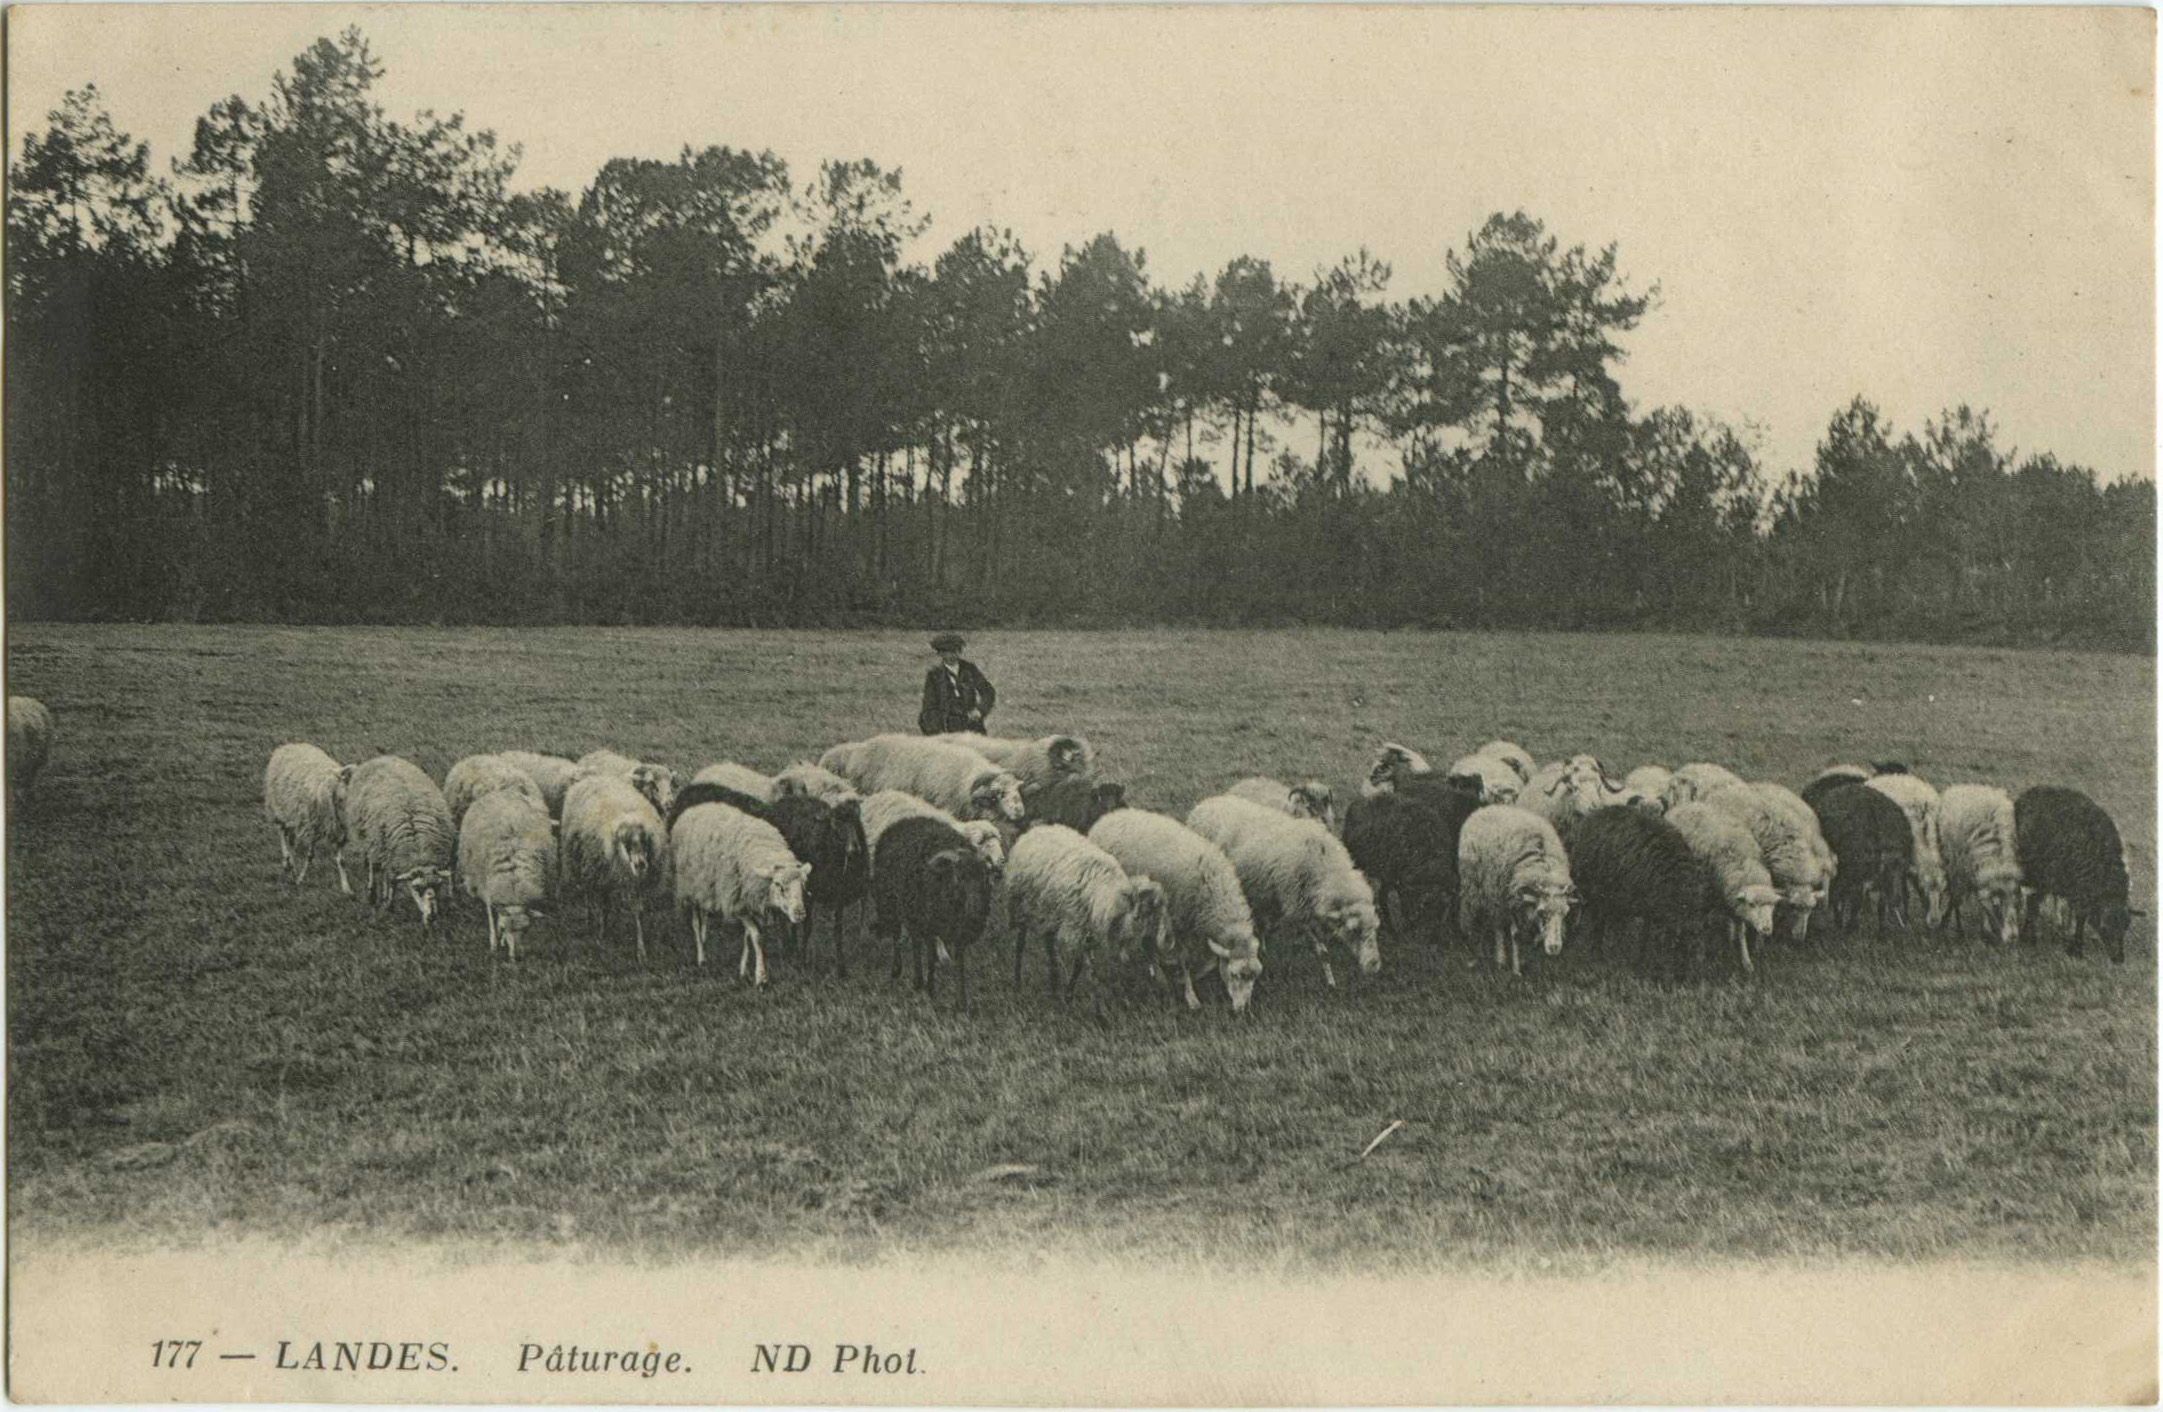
[457,790,557,960]
[1621,765,1672,809]
[671,802,811,984]
[819,734,1024,822]
[1187,793,1381,986]
[496,751,582,816]
[1445,752,1522,805]
[1227,776,1339,832]
[560,773,671,957]
[1750,781,1838,935]
[1005,824,1170,998]
[262,743,355,893]
[1665,802,1780,971]
[859,789,1006,874]
[1659,761,1748,812]
[935,732,1094,796]
[1864,771,1949,926]
[1701,783,1832,941]
[1516,754,1624,828]
[1939,783,2024,945]
[772,761,860,805]
[345,756,456,927]
[7,696,53,797]
[1087,808,1264,1012]
[1360,742,1434,799]
[1455,804,1574,976]
[444,753,546,831]
[575,748,679,820]
[1472,740,1536,784]
[693,761,779,800]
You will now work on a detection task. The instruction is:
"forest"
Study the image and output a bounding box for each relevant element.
[6,29,2153,649]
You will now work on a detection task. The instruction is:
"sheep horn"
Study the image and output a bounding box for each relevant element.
[1206,939,1234,959]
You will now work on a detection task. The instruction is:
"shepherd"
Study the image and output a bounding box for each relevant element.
[918,632,996,736]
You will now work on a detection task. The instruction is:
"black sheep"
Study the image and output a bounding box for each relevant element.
[1555,805,1709,974]
[1023,775,1127,833]
[2016,786,2134,962]
[667,782,870,972]
[872,814,995,1007]
[1342,785,1478,942]
[1800,767,1871,814]
[1810,782,1913,936]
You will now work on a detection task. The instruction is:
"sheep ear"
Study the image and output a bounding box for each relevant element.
[337,764,356,785]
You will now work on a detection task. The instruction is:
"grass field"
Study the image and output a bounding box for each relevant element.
[7,625,2155,1267]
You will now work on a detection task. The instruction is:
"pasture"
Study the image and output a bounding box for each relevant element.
[6,624,2155,1266]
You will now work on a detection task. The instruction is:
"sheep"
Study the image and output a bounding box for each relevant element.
[1088,808,1264,1012]
[1808,780,1913,936]
[1620,765,1672,810]
[872,814,995,1008]
[1554,806,1711,974]
[1664,802,1779,971]
[496,751,582,817]
[1360,742,1434,799]
[1186,793,1381,987]
[2015,786,2134,963]
[1445,752,1522,805]
[667,781,870,974]
[443,753,546,831]
[1863,772,1948,927]
[773,761,860,805]
[1342,785,1481,945]
[1659,761,1748,811]
[7,696,53,797]
[344,756,456,928]
[1023,774,1128,833]
[859,790,1007,875]
[457,790,557,960]
[1800,764,1873,813]
[1473,740,1536,784]
[1701,783,1832,942]
[262,743,355,893]
[1747,781,1838,939]
[560,773,670,958]
[1938,784,2024,946]
[670,801,810,983]
[1517,754,1625,829]
[692,761,779,800]
[1455,804,1574,976]
[575,748,680,821]
[1005,824,1170,999]
[819,735,1025,822]
[936,732,1094,797]
[1228,776,1339,832]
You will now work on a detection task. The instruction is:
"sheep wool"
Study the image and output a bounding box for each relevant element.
[1360,743,1434,799]
[1342,786,1479,942]
[2014,785,2133,962]
[1088,808,1263,1012]
[1664,802,1778,970]
[1660,761,1747,812]
[693,761,779,800]
[860,790,1006,874]
[1455,804,1574,977]
[1226,776,1338,833]
[560,774,671,957]
[1864,772,1948,927]
[937,733,1095,796]
[670,802,810,984]
[1473,740,1536,784]
[773,761,860,805]
[576,749,679,820]
[1005,824,1170,998]
[1939,784,2023,945]
[1621,765,1673,810]
[1022,774,1127,833]
[1187,793,1380,986]
[263,742,355,893]
[444,753,546,830]
[1800,764,1873,813]
[1702,783,1831,932]
[1809,782,1913,936]
[497,751,583,817]
[1517,755,1623,828]
[1445,752,1522,805]
[458,790,557,960]
[820,734,1024,822]
[345,756,456,927]
[7,696,53,796]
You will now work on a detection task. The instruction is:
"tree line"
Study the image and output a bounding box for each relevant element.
[7,30,2152,650]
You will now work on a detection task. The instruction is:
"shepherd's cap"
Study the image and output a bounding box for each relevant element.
[930,632,967,653]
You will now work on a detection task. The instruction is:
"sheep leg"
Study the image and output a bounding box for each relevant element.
[1509,927,1522,978]
[486,902,499,954]
[1065,951,1089,1002]
[1736,920,1755,973]
[334,850,353,896]
[691,911,707,968]
[634,908,647,962]
[746,919,768,987]
[2067,909,2088,959]
[276,826,296,880]
[1181,966,1202,1012]
[1047,930,1064,995]
[1492,926,1507,971]
[1012,921,1028,988]
[294,848,315,886]
[2019,889,2041,946]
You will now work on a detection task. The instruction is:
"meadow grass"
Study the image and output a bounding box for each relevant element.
[6,624,2154,1266]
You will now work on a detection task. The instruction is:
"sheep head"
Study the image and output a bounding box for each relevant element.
[1323,896,1382,975]
[629,763,677,818]
[926,848,994,940]
[1110,876,1169,964]
[496,902,535,951]
[1737,883,1779,936]
[1204,928,1263,1012]
[1047,737,1089,775]
[1365,743,1432,795]
[1089,782,1127,826]
[610,817,656,881]
[970,769,1026,822]
[397,865,451,927]
[1289,781,1337,832]
[761,861,812,925]
[1980,872,2025,946]
[1513,882,1572,957]
[959,820,1006,874]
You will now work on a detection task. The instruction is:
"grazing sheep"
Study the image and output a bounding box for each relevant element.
[1006,824,1170,998]
[1555,806,1710,974]
[560,773,670,958]
[937,732,1094,797]
[692,761,779,800]
[773,761,861,805]
[7,696,53,797]
[1749,781,1838,939]
[2015,786,2134,962]
[1701,783,1833,942]
[1620,765,1672,810]
[859,790,1006,876]
[1445,751,1523,805]
[668,781,870,974]
[1864,772,1948,927]
[1518,754,1625,829]
[1808,781,1913,936]
[1023,774,1128,833]
[820,735,1025,822]
[344,756,456,928]
[1342,786,1480,944]
[670,802,810,983]
[1088,808,1264,1013]
[1659,761,1748,812]
[1361,742,1435,799]
[1800,764,1873,813]
[1939,784,2024,946]
[496,751,582,817]
[444,753,546,831]
[871,814,995,1008]
[262,743,355,893]
[576,748,680,821]
[1455,804,1575,976]
[457,790,557,960]
[1228,776,1339,832]
[1187,793,1381,987]
[1664,802,1779,971]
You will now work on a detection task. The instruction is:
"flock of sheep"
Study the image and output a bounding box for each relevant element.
[8,688,2138,1011]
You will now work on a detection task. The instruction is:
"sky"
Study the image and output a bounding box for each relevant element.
[9,4,2155,484]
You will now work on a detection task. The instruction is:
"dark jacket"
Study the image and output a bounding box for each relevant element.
[919,659,995,735]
